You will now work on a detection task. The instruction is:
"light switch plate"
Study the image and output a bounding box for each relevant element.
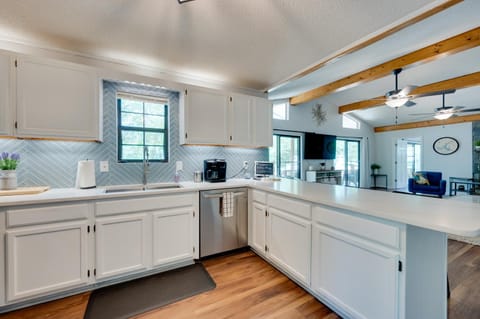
[100,161,109,172]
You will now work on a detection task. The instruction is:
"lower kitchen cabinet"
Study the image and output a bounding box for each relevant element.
[268,207,311,284]
[94,192,198,281]
[251,201,266,254]
[153,208,194,266]
[95,213,149,280]
[249,192,311,286]
[6,220,89,302]
[311,224,400,319]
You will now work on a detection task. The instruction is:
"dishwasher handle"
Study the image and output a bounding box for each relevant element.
[202,191,246,199]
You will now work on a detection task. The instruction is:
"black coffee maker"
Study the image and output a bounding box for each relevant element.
[203,159,227,182]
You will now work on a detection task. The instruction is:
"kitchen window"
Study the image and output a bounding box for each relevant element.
[117,92,169,162]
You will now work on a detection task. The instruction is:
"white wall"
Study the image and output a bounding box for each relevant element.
[374,122,473,192]
[272,96,376,188]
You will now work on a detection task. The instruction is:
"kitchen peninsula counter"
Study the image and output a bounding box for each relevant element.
[1,179,478,238]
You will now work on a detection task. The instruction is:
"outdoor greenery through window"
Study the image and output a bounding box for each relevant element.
[117,92,168,162]
[269,134,301,179]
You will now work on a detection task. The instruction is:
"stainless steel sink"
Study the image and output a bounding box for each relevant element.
[104,183,182,193]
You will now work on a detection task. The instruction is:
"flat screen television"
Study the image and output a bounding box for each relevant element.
[304,133,336,160]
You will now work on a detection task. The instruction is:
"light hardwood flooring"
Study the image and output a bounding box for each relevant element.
[1,240,479,319]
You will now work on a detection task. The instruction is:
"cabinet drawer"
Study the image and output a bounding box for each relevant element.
[6,203,90,227]
[268,194,311,220]
[312,206,400,249]
[96,193,196,216]
[251,190,267,204]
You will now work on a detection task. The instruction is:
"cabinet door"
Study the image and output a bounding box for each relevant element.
[16,56,99,140]
[183,88,228,144]
[267,207,311,284]
[0,53,13,136]
[95,213,149,280]
[152,207,194,266]
[253,97,272,147]
[311,224,399,319]
[6,220,89,301]
[251,202,266,255]
[229,94,252,146]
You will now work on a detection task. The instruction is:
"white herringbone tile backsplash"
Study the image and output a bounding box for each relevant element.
[0,81,267,188]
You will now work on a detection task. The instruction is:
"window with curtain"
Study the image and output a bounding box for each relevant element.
[117,92,169,162]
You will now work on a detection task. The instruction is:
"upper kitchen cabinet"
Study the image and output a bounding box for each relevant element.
[180,87,272,148]
[253,97,273,147]
[15,56,100,141]
[180,87,229,145]
[0,52,14,136]
[229,94,253,146]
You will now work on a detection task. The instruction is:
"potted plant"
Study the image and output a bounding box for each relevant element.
[474,140,480,152]
[0,152,20,190]
[371,163,381,175]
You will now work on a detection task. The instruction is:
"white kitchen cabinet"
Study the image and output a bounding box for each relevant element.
[94,192,198,279]
[94,213,149,280]
[0,52,14,136]
[311,223,400,319]
[152,207,194,266]
[180,87,272,148]
[15,56,100,140]
[253,97,273,147]
[229,94,253,146]
[249,192,311,285]
[180,87,229,145]
[251,201,266,255]
[267,207,311,285]
[311,205,403,319]
[4,203,91,302]
[6,220,89,301]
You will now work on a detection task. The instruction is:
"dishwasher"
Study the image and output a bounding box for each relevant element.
[200,188,248,258]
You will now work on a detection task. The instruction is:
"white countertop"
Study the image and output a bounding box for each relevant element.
[1,179,480,237]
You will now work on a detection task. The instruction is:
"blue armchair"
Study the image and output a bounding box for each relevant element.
[408,171,446,198]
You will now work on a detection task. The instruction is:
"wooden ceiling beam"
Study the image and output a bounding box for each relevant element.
[374,113,480,132]
[290,25,480,106]
[269,0,462,93]
[338,71,480,114]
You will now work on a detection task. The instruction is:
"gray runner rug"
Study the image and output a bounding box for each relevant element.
[84,263,216,319]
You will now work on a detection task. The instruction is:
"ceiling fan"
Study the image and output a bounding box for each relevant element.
[383,68,455,108]
[409,93,480,120]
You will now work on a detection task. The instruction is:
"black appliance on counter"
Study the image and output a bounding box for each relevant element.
[203,159,227,182]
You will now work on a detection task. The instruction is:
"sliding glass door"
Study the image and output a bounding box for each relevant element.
[269,134,301,179]
[335,139,360,187]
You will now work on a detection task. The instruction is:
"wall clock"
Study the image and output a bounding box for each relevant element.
[433,137,459,155]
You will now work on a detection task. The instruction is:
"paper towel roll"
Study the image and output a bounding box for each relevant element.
[75,160,96,189]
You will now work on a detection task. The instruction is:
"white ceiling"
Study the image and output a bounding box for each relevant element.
[0,0,478,128]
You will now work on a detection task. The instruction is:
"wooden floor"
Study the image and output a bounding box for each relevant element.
[1,240,480,319]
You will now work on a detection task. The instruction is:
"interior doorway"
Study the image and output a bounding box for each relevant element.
[395,137,422,190]
[335,139,360,187]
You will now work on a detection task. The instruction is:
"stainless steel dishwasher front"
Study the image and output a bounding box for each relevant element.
[200,188,248,257]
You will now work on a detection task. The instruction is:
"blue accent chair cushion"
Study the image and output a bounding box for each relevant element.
[408,171,446,198]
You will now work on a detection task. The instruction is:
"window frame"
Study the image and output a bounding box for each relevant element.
[270,133,301,179]
[116,92,169,163]
[272,100,290,120]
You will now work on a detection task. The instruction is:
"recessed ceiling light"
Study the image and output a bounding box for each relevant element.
[178,0,195,3]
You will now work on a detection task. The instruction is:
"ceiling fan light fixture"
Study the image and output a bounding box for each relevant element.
[385,97,409,108]
[434,113,453,120]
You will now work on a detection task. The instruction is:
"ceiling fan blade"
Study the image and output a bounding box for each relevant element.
[399,85,417,97]
[458,107,480,113]
[410,89,456,99]
[409,113,435,116]
[404,100,416,107]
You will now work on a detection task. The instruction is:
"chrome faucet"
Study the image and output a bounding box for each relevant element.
[143,146,149,188]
